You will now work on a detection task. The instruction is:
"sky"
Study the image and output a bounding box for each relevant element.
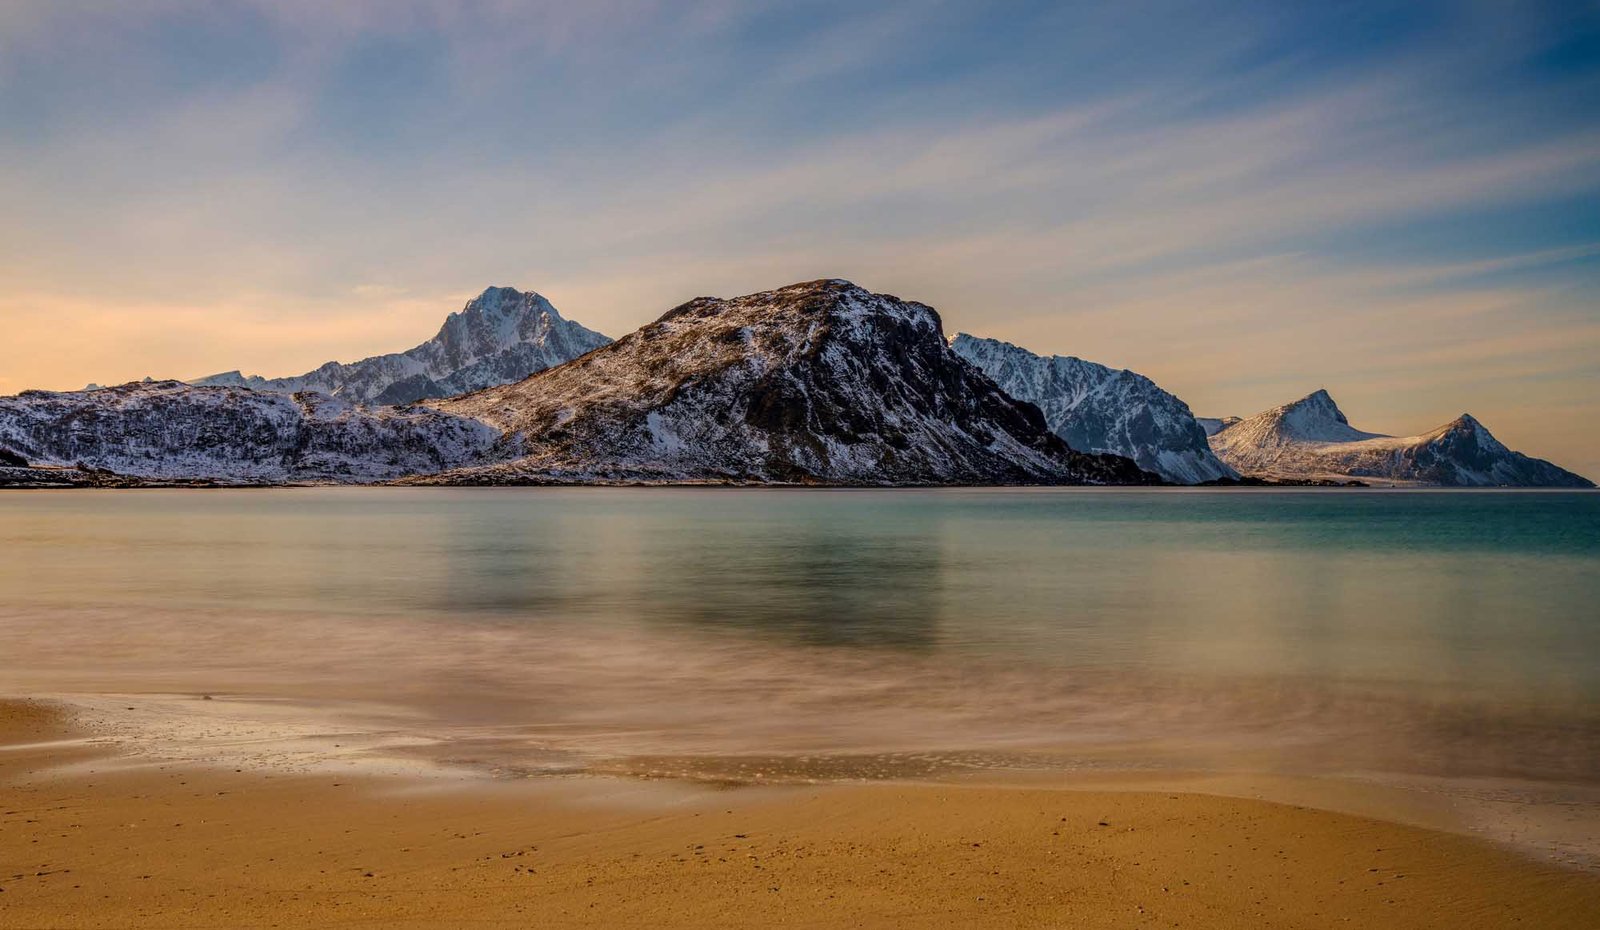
[1,0,1597,476]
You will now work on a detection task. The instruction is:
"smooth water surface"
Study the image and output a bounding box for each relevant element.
[2,488,1597,792]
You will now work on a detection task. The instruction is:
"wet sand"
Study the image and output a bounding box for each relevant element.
[3,699,1598,929]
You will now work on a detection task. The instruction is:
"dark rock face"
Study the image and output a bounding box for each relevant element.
[425,280,1158,485]
[951,335,1235,484]
[0,447,26,467]
[0,381,498,482]
[371,374,451,406]
[191,287,611,404]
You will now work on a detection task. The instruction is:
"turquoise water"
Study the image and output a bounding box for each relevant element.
[1,488,1597,787]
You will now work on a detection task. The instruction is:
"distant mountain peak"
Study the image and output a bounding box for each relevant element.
[1426,413,1509,453]
[190,286,610,405]
[1210,391,1591,487]
[1295,388,1343,415]
[461,285,558,317]
[1254,389,1378,444]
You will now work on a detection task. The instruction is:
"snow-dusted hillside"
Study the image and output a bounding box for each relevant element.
[193,287,610,404]
[35,281,1588,489]
[421,280,1158,486]
[0,381,498,482]
[1209,390,1593,487]
[949,335,1235,484]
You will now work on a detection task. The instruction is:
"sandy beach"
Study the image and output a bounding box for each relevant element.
[4,699,1597,929]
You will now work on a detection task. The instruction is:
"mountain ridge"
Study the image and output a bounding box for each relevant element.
[948,334,1235,484]
[1208,390,1592,487]
[0,380,497,482]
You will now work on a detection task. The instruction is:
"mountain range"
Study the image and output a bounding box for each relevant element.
[417,280,1152,485]
[0,280,1590,488]
[1205,389,1592,488]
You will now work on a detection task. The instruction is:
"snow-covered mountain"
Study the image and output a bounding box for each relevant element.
[192,286,610,404]
[0,381,497,482]
[27,278,1586,489]
[1208,390,1593,487]
[419,280,1159,486]
[0,281,1157,487]
[949,335,1235,484]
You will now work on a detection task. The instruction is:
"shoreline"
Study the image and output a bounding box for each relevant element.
[1,464,1428,490]
[47,688,1600,868]
[4,460,1593,491]
[10,476,1589,492]
[5,698,1599,928]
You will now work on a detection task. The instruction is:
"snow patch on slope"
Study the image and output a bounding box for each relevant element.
[949,334,1235,484]
[0,381,498,482]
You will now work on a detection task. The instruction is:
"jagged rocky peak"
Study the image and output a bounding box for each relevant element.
[421,279,1158,486]
[949,334,1235,484]
[190,286,611,405]
[430,286,561,360]
[1209,390,1593,488]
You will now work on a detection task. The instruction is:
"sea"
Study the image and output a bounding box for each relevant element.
[2,487,1597,861]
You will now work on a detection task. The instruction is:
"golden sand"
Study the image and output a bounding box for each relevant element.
[2,699,1597,929]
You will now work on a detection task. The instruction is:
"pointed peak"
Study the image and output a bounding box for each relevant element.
[1284,388,1348,423]
[1426,412,1509,454]
[1247,387,1385,442]
[1434,413,1494,439]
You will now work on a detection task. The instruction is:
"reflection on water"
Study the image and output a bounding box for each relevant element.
[637,509,945,647]
[1,488,1598,789]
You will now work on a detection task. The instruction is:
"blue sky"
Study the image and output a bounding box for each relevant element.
[1,1,1597,474]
